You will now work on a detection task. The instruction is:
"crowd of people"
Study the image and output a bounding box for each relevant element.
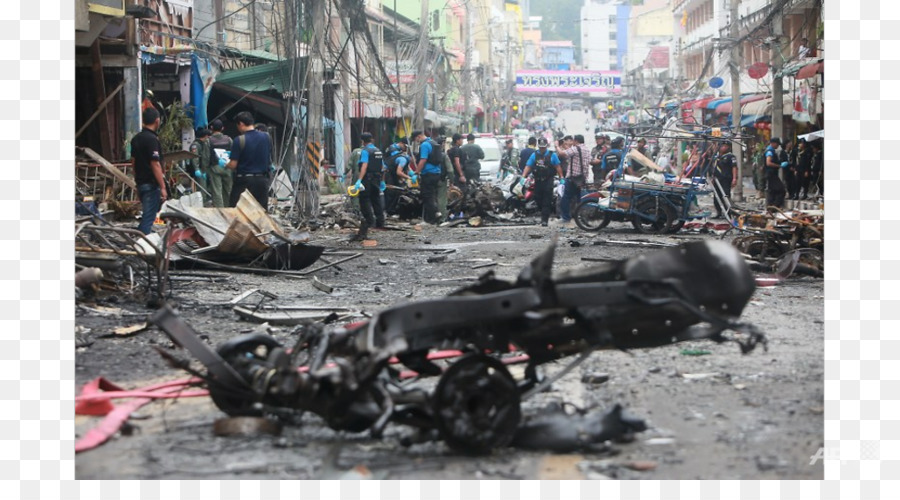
[344,130,649,235]
[130,109,274,235]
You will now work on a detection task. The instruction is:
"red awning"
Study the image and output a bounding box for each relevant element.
[796,62,824,80]
[715,94,767,115]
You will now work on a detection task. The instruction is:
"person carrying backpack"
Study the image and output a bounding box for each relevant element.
[413,131,444,224]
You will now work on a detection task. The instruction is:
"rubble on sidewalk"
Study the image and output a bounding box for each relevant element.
[161,191,325,273]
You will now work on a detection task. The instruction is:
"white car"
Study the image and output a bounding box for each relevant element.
[473,137,503,182]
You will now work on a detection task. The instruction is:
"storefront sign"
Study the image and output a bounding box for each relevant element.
[515,71,622,94]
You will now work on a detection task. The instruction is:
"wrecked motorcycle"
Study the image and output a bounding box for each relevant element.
[151,240,766,454]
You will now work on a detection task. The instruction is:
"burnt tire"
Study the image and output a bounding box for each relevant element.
[432,354,521,455]
[574,200,611,232]
[631,198,675,234]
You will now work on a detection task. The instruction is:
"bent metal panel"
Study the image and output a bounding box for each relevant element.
[515,70,622,94]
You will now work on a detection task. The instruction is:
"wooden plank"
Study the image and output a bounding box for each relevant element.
[89,39,113,158]
[75,81,125,139]
[80,147,137,190]
[626,149,665,172]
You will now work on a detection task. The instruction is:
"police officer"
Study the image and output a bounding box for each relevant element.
[589,133,608,182]
[351,132,386,240]
[189,128,216,205]
[384,140,413,215]
[713,143,737,218]
[522,137,564,226]
[414,131,444,224]
[208,119,234,208]
[601,137,625,181]
[460,133,484,184]
[764,137,787,209]
[226,111,272,209]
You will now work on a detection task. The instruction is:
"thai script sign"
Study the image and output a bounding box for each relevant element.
[515,70,622,94]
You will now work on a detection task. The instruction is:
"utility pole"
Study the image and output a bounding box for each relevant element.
[462,3,471,133]
[393,0,404,137]
[729,0,744,201]
[414,0,430,132]
[771,1,784,147]
[298,0,325,219]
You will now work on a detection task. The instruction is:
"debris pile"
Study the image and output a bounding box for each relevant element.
[160,191,325,274]
[733,207,824,279]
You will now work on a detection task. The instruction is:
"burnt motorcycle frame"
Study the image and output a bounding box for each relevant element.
[151,240,766,454]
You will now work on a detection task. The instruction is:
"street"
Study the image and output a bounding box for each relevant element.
[75,217,824,480]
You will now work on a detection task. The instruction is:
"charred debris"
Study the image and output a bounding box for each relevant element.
[138,240,767,455]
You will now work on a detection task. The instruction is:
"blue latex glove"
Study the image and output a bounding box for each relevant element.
[518,177,526,186]
[194,169,202,179]
[780,161,789,168]
[559,178,566,186]
[410,173,418,184]
[218,157,227,168]
[202,172,208,181]
[379,181,386,192]
[354,179,363,191]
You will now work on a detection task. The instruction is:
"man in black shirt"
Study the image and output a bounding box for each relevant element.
[713,143,737,218]
[447,133,467,187]
[130,107,167,234]
[796,139,813,199]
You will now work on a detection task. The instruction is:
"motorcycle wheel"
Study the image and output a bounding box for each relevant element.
[574,200,610,232]
[432,354,521,455]
[631,198,675,234]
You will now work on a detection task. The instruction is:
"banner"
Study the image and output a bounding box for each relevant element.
[515,70,622,94]
[792,81,811,123]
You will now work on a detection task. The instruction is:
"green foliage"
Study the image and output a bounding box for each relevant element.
[157,101,195,152]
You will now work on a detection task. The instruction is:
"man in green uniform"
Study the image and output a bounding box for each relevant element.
[437,136,451,222]
[208,119,234,208]
[189,128,215,205]
[347,141,364,211]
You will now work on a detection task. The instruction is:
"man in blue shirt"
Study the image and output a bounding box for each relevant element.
[522,137,563,226]
[226,111,273,210]
[384,139,413,215]
[764,137,787,210]
[351,132,386,240]
[601,137,625,181]
[414,131,443,223]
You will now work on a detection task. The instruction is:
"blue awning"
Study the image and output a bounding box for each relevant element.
[726,114,763,127]
[706,97,732,110]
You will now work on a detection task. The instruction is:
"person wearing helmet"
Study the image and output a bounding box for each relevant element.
[601,137,625,180]
[522,137,563,226]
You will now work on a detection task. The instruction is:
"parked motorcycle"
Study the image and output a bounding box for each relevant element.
[496,165,557,216]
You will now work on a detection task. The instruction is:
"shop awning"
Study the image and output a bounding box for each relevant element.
[216,58,307,95]
[706,97,732,110]
[714,94,768,115]
[795,61,824,80]
[212,82,289,124]
[777,57,824,79]
[349,99,402,119]
[741,95,794,117]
